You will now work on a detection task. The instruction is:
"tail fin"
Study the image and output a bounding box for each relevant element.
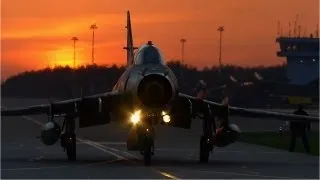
[123,11,137,66]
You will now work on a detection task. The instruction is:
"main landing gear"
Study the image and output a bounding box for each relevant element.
[60,115,77,161]
[199,135,213,163]
[198,103,215,163]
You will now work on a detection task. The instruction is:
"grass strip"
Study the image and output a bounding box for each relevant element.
[239,131,319,156]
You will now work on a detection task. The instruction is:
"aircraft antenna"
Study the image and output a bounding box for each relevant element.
[217,26,224,72]
[90,23,98,65]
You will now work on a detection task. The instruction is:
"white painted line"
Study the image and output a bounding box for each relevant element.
[93,142,139,159]
[22,116,43,126]
[160,167,292,179]
[76,138,125,160]
[156,171,180,179]
[76,141,126,145]
[2,106,179,179]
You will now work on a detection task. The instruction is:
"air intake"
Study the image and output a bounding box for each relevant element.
[137,74,173,108]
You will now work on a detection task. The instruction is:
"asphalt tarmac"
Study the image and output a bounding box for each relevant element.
[1,98,319,179]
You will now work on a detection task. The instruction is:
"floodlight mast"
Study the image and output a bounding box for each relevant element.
[217,26,224,72]
[90,24,98,65]
[71,37,78,68]
[71,36,78,97]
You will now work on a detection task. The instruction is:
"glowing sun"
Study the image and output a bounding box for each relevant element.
[46,47,84,68]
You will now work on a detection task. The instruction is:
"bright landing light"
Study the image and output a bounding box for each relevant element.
[130,110,141,124]
[162,111,170,123]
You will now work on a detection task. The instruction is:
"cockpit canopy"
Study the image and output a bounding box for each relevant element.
[133,41,165,65]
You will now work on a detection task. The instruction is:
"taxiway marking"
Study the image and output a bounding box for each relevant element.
[2,106,179,179]
[163,167,292,179]
[1,105,296,179]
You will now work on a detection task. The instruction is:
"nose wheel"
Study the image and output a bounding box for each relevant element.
[141,135,154,166]
[135,125,155,166]
[65,133,76,160]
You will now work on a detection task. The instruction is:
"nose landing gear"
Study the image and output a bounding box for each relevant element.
[140,134,154,165]
[126,124,155,166]
[137,126,155,166]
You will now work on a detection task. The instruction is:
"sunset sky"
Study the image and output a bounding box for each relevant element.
[1,0,319,80]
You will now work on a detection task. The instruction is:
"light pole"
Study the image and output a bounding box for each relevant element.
[217,26,224,72]
[71,37,78,68]
[90,24,98,94]
[90,24,98,65]
[71,36,78,97]
[180,38,186,83]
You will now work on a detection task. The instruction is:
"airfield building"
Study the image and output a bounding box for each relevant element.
[276,35,319,85]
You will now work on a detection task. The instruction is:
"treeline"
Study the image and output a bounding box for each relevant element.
[8,60,320,108]
[1,61,291,104]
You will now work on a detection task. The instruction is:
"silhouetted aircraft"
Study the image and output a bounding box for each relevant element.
[1,11,318,166]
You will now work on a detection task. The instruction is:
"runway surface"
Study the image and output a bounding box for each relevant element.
[1,98,319,179]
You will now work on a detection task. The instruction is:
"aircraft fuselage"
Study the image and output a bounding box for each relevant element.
[112,63,179,114]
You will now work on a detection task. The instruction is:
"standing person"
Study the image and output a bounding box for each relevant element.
[289,104,311,153]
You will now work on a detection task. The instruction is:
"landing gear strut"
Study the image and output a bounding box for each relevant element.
[126,124,155,166]
[138,126,155,166]
[61,115,76,161]
[142,133,154,165]
[199,103,215,163]
[199,135,211,163]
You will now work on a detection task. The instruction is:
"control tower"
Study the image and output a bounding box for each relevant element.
[276,35,319,85]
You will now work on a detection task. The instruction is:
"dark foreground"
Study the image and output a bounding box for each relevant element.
[1,98,319,179]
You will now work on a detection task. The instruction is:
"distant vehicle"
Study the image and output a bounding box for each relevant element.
[1,11,318,166]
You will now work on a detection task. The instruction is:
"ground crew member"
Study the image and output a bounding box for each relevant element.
[289,104,311,153]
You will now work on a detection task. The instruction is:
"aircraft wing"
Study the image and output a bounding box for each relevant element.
[179,93,319,123]
[1,91,121,116]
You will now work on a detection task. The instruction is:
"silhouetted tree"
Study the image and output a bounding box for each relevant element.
[2,61,317,108]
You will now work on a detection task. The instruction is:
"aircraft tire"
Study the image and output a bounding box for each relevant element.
[143,136,153,166]
[66,134,76,161]
[199,136,209,163]
[144,145,151,166]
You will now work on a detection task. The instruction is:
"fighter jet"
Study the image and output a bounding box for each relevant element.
[1,11,318,166]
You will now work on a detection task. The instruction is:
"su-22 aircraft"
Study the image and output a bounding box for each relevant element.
[1,11,318,166]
